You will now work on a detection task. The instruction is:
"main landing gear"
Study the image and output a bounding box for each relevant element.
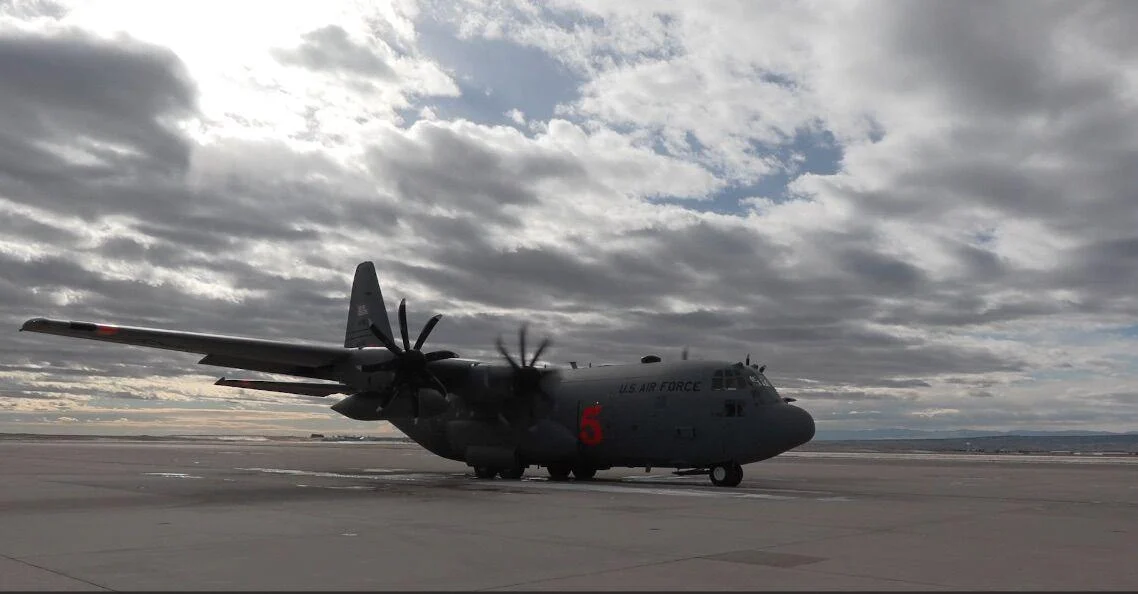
[708,462,743,487]
[473,464,526,480]
[544,463,596,481]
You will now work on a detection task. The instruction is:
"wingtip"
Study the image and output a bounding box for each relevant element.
[20,317,49,332]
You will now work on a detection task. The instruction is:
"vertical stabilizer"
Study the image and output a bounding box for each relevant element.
[344,261,394,348]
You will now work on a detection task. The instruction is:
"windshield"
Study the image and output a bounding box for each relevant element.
[711,365,781,404]
[711,365,747,390]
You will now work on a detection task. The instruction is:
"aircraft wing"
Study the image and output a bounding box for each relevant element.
[19,318,350,370]
[214,378,351,396]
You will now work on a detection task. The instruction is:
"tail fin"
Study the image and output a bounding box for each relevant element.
[344,261,394,348]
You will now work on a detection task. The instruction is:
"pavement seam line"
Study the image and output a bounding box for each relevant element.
[0,552,112,591]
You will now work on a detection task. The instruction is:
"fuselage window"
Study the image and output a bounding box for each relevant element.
[711,370,724,391]
[724,399,744,417]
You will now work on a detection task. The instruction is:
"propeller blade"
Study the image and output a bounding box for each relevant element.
[369,323,403,355]
[493,323,559,428]
[681,346,689,361]
[528,337,551,367]
[496,335,520,369]
[413,313,443,351]
[746,353,750,366]
[397,299,410,352]
[427,373,448,399]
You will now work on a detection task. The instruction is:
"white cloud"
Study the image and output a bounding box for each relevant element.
[1,0,1136,438]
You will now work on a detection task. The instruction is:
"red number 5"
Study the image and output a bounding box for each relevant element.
[579,404,604,445]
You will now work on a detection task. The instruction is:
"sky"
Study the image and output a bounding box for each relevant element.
[1,0,1136,437]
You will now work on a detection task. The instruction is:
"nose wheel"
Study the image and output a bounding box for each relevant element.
[708,462,743,487]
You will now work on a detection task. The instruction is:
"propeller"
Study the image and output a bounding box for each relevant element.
[361,298,458,420]
[495,323,560,426]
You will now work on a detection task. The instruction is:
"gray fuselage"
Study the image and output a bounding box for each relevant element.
[388,359,815,470]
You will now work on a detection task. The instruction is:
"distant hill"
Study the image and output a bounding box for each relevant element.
[803,432,1138,454]
[814,428,1138,441]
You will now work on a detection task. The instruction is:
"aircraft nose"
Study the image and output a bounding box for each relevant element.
[783,404,815,450]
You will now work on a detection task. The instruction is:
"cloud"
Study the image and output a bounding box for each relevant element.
[0,28,196,179]
[273,24,396,80]
[1,0,1137,437]
[0,0,68,20]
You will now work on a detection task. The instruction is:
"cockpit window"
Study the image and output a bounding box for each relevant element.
[712,367,747,391]
[754,373,774,388]
[709,365,782,404]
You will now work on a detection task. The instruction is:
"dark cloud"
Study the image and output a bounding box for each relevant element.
[273,25,395,80]
[856,378,932,389]
[1098,391,1138,404]
[836,246,925,293]
[1057,237,1138,307]
[786,390,919,402]
[366,120,589,219]
[2,3,1137,436]
[0,29,196,177]
[885,2,1102,120]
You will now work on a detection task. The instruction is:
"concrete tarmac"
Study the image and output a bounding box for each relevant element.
[1,437,1136,591]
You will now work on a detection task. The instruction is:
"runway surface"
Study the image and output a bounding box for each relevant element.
[1,438,1136,591]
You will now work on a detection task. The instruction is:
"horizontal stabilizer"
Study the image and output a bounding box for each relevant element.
[215,378,352,397]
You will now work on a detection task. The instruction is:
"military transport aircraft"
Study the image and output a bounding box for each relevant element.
[19,261,814,487]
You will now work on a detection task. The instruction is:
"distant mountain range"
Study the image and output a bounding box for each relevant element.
[814,428,1138,441]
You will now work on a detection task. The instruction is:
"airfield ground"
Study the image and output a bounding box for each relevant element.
[1,437,1135,591]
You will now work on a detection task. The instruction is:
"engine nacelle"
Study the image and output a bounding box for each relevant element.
[348,347,397,368]
[416,389,449,418]
[331,393,383,421]
[344,349,397,391]
[458,365,515,406]
[331,389,449,421]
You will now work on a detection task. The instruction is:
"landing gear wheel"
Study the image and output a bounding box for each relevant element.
[709,462,743,487]
[546,463,571,481]
[498,465,525,480]
[473,466,497,479]
[571,466,597,480]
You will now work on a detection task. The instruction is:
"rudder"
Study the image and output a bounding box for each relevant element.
[344,261,394,348]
